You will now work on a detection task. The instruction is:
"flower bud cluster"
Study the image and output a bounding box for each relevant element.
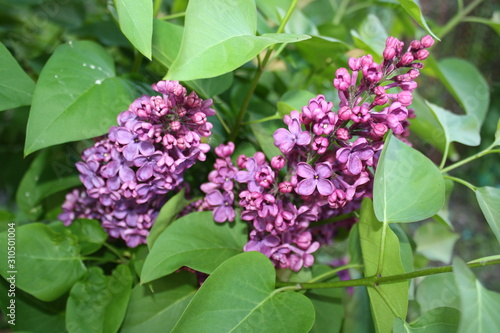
[60,81,215,247]
[198,36,432,271]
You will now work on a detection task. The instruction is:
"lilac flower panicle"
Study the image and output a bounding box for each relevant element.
[60,80,215,247]
[193,35,432,272]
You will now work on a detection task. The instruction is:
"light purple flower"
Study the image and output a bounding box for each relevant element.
[206,190,235,223]
[273,118,311,154]
[295,162,334,196]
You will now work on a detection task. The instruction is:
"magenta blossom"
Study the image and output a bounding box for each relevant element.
[273,118,311,154]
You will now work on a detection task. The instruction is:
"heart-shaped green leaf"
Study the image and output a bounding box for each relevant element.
[166,0,310,80]
[25,41,137,155]
[141,211,247,283]
[374,134,445,223]
[0,42,35,111]
[393,307,460,333]
[170,251,315,332]
[66,265,132,333]
[0,223,86,301]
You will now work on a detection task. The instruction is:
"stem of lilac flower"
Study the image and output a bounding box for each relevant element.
[443,175,477,191]
[439,143,450,169]
[103,242,127,262]
[159,11,186,21]
[440,144,499,174]
[242,114,282,125]
[438,0,484,39]
[229,0,299,142]
[333,0,351,25]
[275,258,500,290]
[307,264,364,283]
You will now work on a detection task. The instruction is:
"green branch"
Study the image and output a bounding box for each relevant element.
[441,143,499,174]
[276,258,500,290]
[438,0,484,39]
[443,175,477,191]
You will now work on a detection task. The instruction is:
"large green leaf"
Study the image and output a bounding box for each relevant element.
[166,0,310,81]
[437,58,490,125]
[152,19,233,97]
[397,0,439,40]
[415,273,460,313]
[453,258,500,333]
[250,121,282,160]
[170,252,315,332]
[114,0,152,59]
[141,211,247,283]
[15,148,81,218]
[66,265,132,333]
[121,271,197,333]
[414,221,459,264]
[373,133,445,223]
[359,199,408,333]
[0,42,35,111]
[426,101,481,147]
[0,223,86,301]
[25,41,137,155]
[307,265,344,333]
[67,219,108,256]
[343,286,376,333]
[476,186,500,245]
[393,307,460,333]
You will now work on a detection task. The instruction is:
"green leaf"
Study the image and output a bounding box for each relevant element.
[147,190,190,249]
[415,273,460,313]
[114,0,153,59]
[453,257,500,333]
[351,14,388,57]
[15,148,81,218]
[373,133,445,223]
[121,271,197,333]
[307,265,344,333]
[468,254,500,264]
[0,42,35,111]
[170,252,315,332]
[476,186,500,245]
[397,0,440,40]
[25,41,137,155]
[296,35,349,68]
[409,93,447,153]
[359,198,408,333]
[414,221,459,264]
[67,219,108,256]
[277,89,316,117]
[0,223,86,301]
[390,224,414,273]
[437,58,490,125]
[0,279,66,333]
[152,19,234,97]
[141,211,247,283]
[426,101,481,147]
[166,0,310,80]
[393,307,460,333]
[66,265,133,333]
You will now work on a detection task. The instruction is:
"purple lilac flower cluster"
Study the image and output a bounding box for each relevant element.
[60,81,214,247]
[198,35,433,271]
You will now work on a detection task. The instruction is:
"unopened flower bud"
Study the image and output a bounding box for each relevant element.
[415,49,429,60]
[420,35,434,48]
[410,40,421,50]
[271,156,286,170]
[383,46,396,60]
[338,106,352,121]
[192,112,207,125]
[336,128,350,140]
[400,52,414,65]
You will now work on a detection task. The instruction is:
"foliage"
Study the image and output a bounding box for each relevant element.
[1,0,499,332]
